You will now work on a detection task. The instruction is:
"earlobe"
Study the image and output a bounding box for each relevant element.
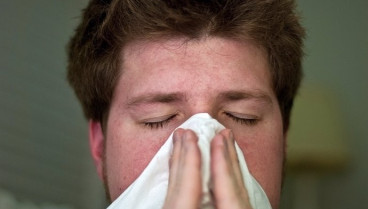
[89,120,105,180]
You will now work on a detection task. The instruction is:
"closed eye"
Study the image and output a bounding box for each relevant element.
[224,112,259,126]
[143,114,177,129]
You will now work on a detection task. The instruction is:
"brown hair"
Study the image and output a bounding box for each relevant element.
[67,0,305,131]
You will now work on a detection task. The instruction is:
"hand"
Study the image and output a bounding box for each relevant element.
[163,128,252,209]
[163,129,202,209]
[210,129,252,209]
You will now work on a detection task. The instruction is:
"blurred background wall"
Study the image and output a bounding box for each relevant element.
[0,1,104,208]
[280,1,368,209]
[0,0,367,208]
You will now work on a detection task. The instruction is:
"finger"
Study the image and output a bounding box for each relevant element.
[219,129,237,165]
[210,132,233,204]
[168,128,185,188]
[210,130,251,209]
[164,129,202,209]
[219,129,244,187]
[180,130,201,171]
[179,130,202,204]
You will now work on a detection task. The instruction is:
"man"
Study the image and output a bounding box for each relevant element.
[67,0,304,208]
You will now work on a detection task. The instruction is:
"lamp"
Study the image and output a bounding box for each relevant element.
[286,84,349,209]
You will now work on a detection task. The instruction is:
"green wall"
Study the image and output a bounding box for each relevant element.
[0,0,367,208]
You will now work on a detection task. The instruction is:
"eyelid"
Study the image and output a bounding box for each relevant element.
[225,111,259,120]
[142,113,178,123]
[141,113,179,129]
[224,111,260,126]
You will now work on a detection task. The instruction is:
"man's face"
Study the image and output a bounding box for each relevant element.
[90,37,285,207]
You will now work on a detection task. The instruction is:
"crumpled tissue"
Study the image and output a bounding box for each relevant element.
[107,113,272,209]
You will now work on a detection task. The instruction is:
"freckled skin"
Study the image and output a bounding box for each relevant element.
[89,37,285,209]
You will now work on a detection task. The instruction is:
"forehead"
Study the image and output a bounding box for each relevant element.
[122,37,267,68]
[115,37,274,103]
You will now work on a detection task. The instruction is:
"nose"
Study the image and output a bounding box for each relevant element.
[186,101,218,120]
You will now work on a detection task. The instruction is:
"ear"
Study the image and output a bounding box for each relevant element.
[88,120,105,180]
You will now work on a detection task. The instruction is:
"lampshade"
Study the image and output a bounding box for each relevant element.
[287,84,349,172]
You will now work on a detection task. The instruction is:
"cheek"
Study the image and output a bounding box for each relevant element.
[237,133,284,180]
[105,125,170,200]
[234,127,284,207]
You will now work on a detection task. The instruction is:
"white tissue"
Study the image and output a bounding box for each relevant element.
[107,113,272,209]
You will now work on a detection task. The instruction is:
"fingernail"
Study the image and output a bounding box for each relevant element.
[169,156,173,167]
[183,130,190,140]
[173,135,177,144]
[173,129,181,144]
[228,130,234,139]
[227,130,235,144]
[184,130,196,143]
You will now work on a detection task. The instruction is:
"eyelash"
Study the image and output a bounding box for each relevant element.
[224,112,258,126]
[144,112,258,129]
[144,114,177,129]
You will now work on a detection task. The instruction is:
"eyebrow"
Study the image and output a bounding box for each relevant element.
[126,90,272,108]
[126,92,185,107]
[216,90,273,105]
